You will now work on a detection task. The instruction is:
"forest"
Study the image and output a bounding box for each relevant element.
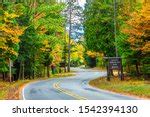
[0,0,150,82]
[84,0,150,79]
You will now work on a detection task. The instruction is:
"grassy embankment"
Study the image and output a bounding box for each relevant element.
[0,72,75,100]
[90,76,150,99]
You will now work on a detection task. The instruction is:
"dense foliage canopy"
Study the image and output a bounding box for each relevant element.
[84,0,150,78]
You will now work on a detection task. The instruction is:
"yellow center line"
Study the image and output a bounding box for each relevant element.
[53,82,87,100]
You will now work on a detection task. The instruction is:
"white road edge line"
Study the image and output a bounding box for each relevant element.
[22,84,27,100]
[22,83,31,100]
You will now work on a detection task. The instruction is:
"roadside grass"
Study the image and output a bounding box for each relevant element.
[50,72,75,78]
[0,72,75,100]
[0,80,30,100]
[89,77,150,99]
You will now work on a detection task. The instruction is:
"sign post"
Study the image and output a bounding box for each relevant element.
[9,58,13,83]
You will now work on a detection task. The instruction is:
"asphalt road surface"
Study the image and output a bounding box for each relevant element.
[22,68,137,100]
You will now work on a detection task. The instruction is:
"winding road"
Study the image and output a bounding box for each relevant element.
[22,68,137,100]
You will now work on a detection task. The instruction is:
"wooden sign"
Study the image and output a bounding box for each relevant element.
[104,57,124,81]
[109,58,121,70]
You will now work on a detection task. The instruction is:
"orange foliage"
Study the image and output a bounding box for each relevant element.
[122,3,150,53]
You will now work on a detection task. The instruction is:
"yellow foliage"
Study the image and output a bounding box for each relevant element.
[0,46,8,51]
[71,44,85,63]
[1,11,24,58]
[3,11,19,23]
[4,11,19,18]
[87,51,97,58]
[52,44,63,64]
[43,40,49,48]
[40,39,51,52]
[86,51,103,59]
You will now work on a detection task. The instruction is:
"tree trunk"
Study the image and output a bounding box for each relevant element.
[44,67,46,77]
[19,61,22,80]
[67,1,72,72]
[135,62,140,76]
[9,58,12,83]
[127,64,131,73]
[2,72,5,81]
[22,62,24,80]
[107,65,110,81]
[47,66,50,78]
[110,69,114,76]
[64,66,66,72]
[32,70,35,79]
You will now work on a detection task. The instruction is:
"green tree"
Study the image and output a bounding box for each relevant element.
[16,1,65,79]
[84,0,116,57]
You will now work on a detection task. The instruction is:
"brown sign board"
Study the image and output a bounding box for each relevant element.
[104,57,124,81]
[109,58,121,70]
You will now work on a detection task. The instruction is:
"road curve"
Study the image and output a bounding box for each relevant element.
[22,68,138,100]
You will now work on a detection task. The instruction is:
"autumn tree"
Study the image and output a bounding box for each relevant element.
[0,2,24,80]
[122,3,150,76]
[0,1,66,80]
[17,1,65,79]
[70,41,85,67]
